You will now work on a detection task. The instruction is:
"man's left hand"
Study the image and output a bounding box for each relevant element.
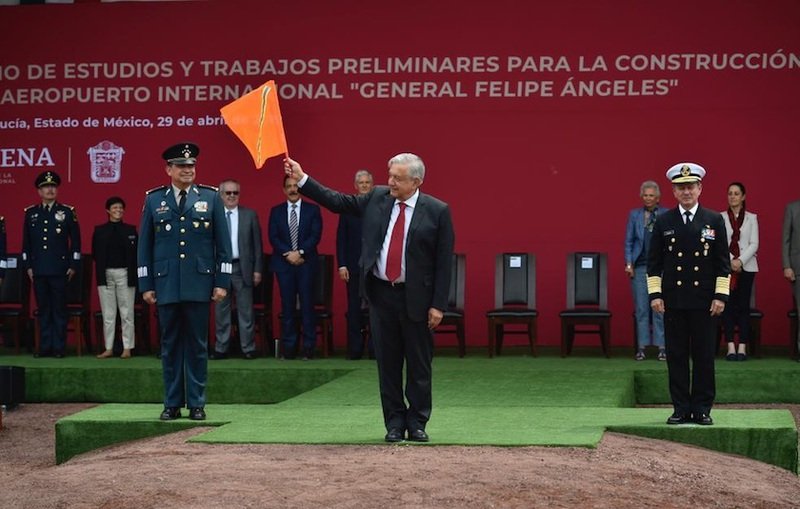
[428,308,443,330]
[710,299,725,316]
[253,272,262,286]
[66,268,75,281]
[212,287,227,302]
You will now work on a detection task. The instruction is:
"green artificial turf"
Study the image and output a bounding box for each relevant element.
[24,353,795,471]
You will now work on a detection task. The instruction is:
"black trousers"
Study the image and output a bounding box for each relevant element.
[34,275,68,355]
[366,275,433,432]
[722,271,755,344]
[664,308,718,416]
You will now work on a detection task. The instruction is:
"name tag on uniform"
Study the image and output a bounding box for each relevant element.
[701,228,716,240]
[663,230,675,236]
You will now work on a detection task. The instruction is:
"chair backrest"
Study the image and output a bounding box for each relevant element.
[252,253,274,308]
[566,252,608,308]
[447,253,466,311]
[312,254,334,309]
[0,253,30,309]
[495,253,536,309]
[66,254,93,308]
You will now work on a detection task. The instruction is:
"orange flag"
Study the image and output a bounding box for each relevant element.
[220,80,288,169]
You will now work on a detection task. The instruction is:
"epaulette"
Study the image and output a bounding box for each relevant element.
[24,204,37,212]
[197,184,219,192]
[145,185,168,195]
[62,203,78,221]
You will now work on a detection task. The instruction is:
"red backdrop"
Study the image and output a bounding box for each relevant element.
[1,0,799,350]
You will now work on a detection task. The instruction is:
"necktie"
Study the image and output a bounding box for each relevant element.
[385,202,407,282]
[684,210,692,224]
[645,210,655,232]
[289,204,299,251]
[178,189,187,211]
[226,210,233,236]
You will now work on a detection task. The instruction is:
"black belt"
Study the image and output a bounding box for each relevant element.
[372,275,405,289]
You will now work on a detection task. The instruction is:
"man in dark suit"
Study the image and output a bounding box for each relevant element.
[212,179,264,359]
[22,171,81,358]
[648,162,730,426]
[268,176,322,359]
[138,142,232,421]
[284,153,455,442]
[337,169,374,360]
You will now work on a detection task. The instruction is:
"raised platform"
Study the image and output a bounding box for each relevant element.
[2,351,798,471]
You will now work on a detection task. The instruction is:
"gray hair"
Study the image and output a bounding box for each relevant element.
[388,153,425,181]
[219,178,240,190]
[640,180,660,197]
[354,169,373,182]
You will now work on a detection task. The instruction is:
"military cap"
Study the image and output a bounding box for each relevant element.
[666,162,705,184]
[35,170,61,188]
[162,142,200,164]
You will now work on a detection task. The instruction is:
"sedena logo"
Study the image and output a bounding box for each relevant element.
[0,147,55,168]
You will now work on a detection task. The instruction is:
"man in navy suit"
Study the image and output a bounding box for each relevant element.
[285,153,454,443]
[138,142,232,421]
[268,176,322,359]
[337,169,374,360]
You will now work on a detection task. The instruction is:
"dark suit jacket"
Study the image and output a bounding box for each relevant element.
[268,200,322,273]
[648,205,731,309]
[336,213,362,271]
[301,177,455,322]
[92,221,138,287]
[232,206,264,286]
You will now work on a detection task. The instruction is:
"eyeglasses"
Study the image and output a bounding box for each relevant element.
[224,191,240,196]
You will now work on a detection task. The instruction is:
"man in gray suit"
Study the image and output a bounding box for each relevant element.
[782,199,800,358]
[212,179,264,359]
[284,153,455,443]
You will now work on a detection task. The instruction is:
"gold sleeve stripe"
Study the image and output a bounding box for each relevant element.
[647,276,662,295]
[715,275,731,296]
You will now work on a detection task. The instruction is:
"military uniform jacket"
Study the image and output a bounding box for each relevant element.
[21,202,81,276]
[0,216,6,278]
[137,184,232,304]
[647,205,731,309]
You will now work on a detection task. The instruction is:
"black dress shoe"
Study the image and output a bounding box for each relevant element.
[189,407,206,421]
[666,412,691,425]
[694,413,713,425]
[384,428,404,443]
[34,351,51,358]
[53,352,65,359]
[243,351,257,360]
[407,429,429,442]
[209,351,228,360]
[160,407,181,420]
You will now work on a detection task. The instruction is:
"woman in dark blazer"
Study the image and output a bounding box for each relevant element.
[92,196,138,358]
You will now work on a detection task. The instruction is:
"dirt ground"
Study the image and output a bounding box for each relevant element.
[1,404,800,508]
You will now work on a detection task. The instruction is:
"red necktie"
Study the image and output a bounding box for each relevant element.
[385,202,406,282]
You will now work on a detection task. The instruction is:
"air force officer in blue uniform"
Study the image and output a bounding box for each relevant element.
[138,143,232,421]
[22,171,81,358]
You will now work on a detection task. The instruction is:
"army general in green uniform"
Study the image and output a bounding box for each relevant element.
[138,143,232,421]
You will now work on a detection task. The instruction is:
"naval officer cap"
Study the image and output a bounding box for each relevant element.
[35,170,61,188]
[162,142,200,165]
[666,162,705,184]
